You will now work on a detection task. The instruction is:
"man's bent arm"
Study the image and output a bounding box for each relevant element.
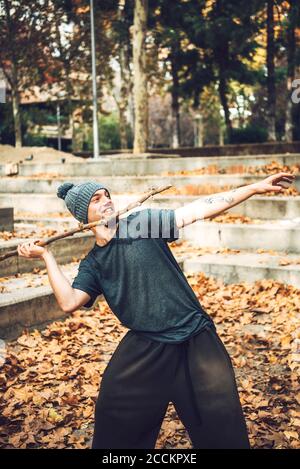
[42,250,91,313]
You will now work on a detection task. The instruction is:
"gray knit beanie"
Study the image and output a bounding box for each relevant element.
[57,181,110,224]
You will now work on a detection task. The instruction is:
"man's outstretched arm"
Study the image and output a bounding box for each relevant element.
[175,172,295,229]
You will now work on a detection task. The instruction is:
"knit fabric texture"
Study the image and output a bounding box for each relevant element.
[57,181,110,224]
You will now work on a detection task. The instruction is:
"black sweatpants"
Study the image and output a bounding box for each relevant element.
[91,325,250,449]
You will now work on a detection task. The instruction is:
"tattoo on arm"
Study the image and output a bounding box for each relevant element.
[203,187,240,205]
[203,194,234,205]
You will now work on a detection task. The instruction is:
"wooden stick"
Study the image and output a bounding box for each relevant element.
[0,184,172,262]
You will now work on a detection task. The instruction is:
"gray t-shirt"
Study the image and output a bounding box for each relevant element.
[71,208,215,343]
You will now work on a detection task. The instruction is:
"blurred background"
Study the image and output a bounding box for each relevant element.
[0,0,300,154]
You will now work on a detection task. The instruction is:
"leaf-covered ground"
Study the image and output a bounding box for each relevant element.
[164,184,300,197]
[163,160,300,177]
[0,272,299,449]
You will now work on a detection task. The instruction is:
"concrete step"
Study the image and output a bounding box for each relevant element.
[144,195,300,220]
[1,193,67,214]
[10,194,300,221]
[1,189,300,219]
[183,220,300,253]
[184,252,300,288]
[0,231,94,277]
[0,284,68,339]
[0,262,79,339]
[2,153,300,177]
[0,193,141,215]
[2,214,300,278]
[1,174,299,194]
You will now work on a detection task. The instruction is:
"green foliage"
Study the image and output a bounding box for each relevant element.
[228,125,268,144]
[85,113,133,151]
[22,103,68,127]
[22,134,49,147]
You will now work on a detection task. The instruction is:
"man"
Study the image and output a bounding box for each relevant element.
[17,172,295,449]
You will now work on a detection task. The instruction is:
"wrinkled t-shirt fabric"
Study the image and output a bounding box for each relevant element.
[71,208,216,343]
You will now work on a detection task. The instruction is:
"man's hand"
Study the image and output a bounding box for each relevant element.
[17,240,48,259]
[251,172,295,194]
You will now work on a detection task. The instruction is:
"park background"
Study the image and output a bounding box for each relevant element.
[1,0,300,152]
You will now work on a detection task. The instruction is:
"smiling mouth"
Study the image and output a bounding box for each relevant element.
[103,207,114,214]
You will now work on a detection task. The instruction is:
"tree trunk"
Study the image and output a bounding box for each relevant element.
[133,0,148,154]
[11,84,22,148]
[54,13,74,151]
[4,0,22,147]
[119,98,128,150]
[218,72,232,143]
[117,1,133,149]
[214,0,231,143]
[123,1,135,136]
[119,41,129,149]
[284,0,298,142]
[219,125,224,146]
[115,48,131,149]
[266,0,276,141]
[170,42,181,149]
[195,114,203,147]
